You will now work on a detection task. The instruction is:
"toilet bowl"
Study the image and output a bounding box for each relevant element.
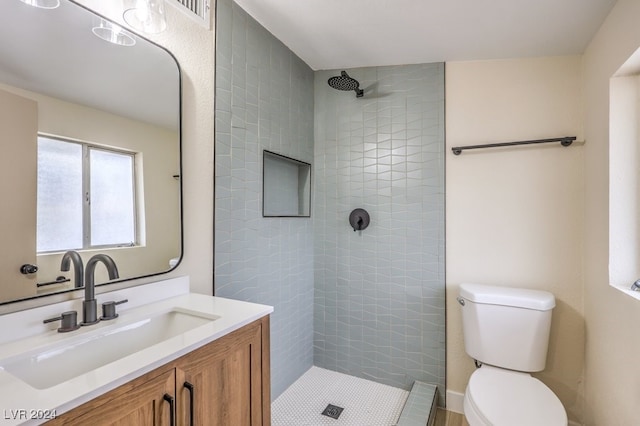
[463,365,566,426]
[458,283,568,426]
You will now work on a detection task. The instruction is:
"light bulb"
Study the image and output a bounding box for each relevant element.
[92,18,136,47]
[123,0,167,34]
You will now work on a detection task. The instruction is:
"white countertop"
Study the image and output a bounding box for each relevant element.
[0,277,273,425]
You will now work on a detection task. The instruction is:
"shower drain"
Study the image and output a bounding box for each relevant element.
[321,404,344,420]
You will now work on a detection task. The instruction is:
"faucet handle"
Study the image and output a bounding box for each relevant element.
[100,299,128,321]
[44,311,80,333]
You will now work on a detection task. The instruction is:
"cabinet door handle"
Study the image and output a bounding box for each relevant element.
[163,393,175,426]
[184,381,195,426]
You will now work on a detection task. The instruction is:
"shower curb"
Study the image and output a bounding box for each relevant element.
[396,381,438,426]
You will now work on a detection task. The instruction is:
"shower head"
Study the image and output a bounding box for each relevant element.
[328,71,364,98]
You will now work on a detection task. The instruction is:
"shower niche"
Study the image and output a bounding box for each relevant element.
[262,150,311,217]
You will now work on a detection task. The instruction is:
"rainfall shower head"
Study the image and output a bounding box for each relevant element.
[328,71,364,98]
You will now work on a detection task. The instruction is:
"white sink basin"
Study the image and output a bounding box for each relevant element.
[0,308,218,389]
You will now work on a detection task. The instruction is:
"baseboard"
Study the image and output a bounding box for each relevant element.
[445,390,465,415]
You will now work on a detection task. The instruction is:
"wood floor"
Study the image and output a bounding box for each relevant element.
[434,408,470,426]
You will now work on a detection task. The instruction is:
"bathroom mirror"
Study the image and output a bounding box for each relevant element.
[0,0,181,305]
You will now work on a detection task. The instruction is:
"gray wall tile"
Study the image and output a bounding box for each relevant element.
[217,0,445,404]
[215,0,315,399]
[313,64,446,399]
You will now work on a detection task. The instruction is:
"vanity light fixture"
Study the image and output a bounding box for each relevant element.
[18,0,60,9]
[123,0,167,34]
[92,18,136,47]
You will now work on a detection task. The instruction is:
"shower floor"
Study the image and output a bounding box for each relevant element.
[272,366,409,426]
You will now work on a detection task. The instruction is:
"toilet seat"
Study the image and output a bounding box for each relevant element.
[464,365,567,426]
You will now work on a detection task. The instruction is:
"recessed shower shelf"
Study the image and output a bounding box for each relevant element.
[262,150,311,217]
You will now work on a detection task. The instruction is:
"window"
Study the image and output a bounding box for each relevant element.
[37,135,138,252]
[609,45,640,299]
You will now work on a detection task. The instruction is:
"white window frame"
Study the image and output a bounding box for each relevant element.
[37,135,139,253]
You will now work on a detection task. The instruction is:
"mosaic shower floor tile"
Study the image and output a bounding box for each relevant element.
[272,366,409,426]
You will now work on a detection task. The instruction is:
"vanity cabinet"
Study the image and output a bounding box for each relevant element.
[47,316,271,426]
[48,369,175,425]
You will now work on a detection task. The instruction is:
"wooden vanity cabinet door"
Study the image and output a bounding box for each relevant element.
[176,316,270,426]
[47,368,176,426]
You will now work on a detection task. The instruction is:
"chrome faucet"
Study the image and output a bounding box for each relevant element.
[60,251,84,289]
[81,254,119,326]
[631,279,640,291]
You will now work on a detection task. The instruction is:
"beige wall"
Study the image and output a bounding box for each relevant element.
[445,56,585,423]
[582,0,640,424]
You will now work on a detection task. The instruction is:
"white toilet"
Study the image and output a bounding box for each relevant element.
[458,283,567,426]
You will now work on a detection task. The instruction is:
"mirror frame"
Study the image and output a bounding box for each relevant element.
[0,0,184,307]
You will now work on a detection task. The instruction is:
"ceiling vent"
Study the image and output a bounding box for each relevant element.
[168,0,211,29]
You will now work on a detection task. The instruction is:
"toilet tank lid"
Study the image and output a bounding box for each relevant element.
[459,283,555,311]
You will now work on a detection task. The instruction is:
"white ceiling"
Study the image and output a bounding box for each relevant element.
[233,0,618,71]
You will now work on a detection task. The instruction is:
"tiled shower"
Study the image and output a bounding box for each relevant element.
[215,0,445,404]
[313,65,445,395]
[214,0,315,398]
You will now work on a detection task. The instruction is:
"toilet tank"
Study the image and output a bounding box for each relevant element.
[458,283,555,372]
